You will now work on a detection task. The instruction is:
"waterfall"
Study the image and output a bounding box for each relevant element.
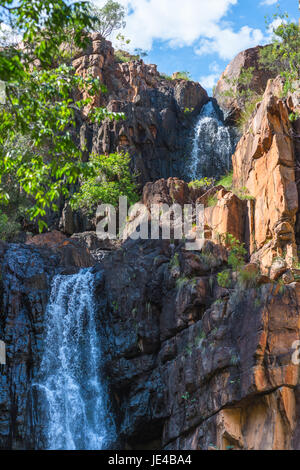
[190,101,234,180]
[35,269,115,450]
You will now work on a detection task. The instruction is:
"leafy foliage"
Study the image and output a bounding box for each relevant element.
[115,49,146,63]
[0,208,20,240]
[207,195,218,207]
[188,177,213,190]
[175,71,192,81]
[0,0,124,231]
[217,234,248,289]
[260,13,300,97]
[222,67,262,132]
[237,94,263,131]
[217,270,231,288]
[221,233,247,270]
[0,0,93,68]
[223,67,256,103]
[88,0,126,38]
[184,107,195,115]
[134,48,148,59]
[222,12,300,129]
[159,72,173,81]
[70,152,139,212]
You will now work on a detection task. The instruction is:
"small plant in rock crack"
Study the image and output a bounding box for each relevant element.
[277,278,286,296]
[254,297,262,309]
[169,253,180,270]
[185,344,193,357]
[176,276,189,290]
[182,392,190,401]
[217,270,231,289]
[201,252,220,271]
[131,307,137,318]
[211,327,219,336]
[195,331,206,347]
[237,267,259,288]
[112,301,119,312]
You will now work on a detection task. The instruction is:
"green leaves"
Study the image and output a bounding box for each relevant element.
[259,13,300,100]
[0,1,125,231]
[70,152,139,213]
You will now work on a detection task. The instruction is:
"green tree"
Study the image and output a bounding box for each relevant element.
[70,152,139,212]
[260,13,300,97]
[88,0,126,38]
[175,71,192,81]
[0,1,124,231]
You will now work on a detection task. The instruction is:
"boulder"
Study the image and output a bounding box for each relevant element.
[26,230,66,247]
[174,80,208,112]
[26,230,95,268]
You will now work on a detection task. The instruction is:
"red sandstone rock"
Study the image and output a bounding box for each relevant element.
[26,230,67,247]
[26,230,94,268]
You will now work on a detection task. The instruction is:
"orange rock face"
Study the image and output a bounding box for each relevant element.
[164,282,300,450]
[232,77,300,274]
[204,189,246,244]
[26,230,94,268]
[214,45,276,122]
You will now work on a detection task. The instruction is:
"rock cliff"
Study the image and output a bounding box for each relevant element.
[74,34,209,186]
[0,42,300,450]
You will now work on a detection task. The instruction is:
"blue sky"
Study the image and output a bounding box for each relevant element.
[94,0,299,94]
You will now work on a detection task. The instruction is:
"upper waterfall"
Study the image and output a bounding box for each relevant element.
[190,101,235,180]
[35,269,115,450]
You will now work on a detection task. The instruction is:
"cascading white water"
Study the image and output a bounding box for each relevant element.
[35,269,115,450]
[190,101,233,180]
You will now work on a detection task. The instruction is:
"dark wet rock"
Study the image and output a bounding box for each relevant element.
[2,236,300,450]
[73,34,209,186]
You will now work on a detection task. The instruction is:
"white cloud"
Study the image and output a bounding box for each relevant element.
[199,73,219,90]
[93,0,266,61]
[260,0,278,5]
[195,25,265,60]
[199,61,222,90]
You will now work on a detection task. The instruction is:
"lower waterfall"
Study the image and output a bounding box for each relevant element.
[35,269,115,450]
[190,101,234,180]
